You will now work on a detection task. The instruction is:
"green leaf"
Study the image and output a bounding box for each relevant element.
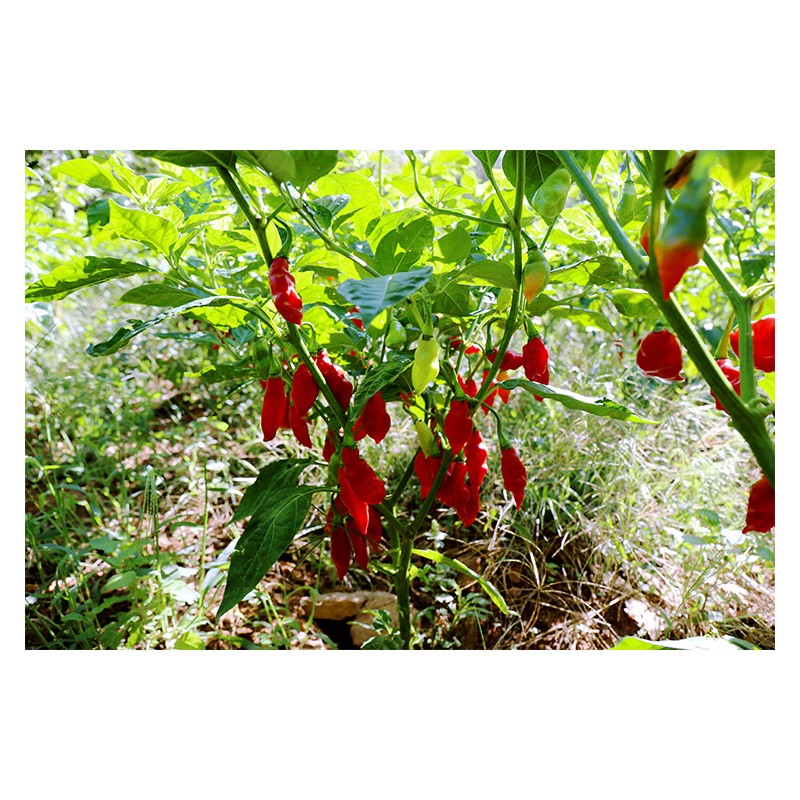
[237,150,296,184]
[316,172,383,239]
[174,631,205,650]
[550,256,626,287]
[369,210,433,274]
[52,158,126,193]
[337,267,433,328]
[350,357,413,419]
[611,288,661,324]
[741,256,772,287]
[218,462,317,618]
[231,459,313,523]
[501,150,560,202]
[108,200,179,256]
[472,149,502,175]
[86,198,110,233]
[758,372,775,402]
[501,378,654,423]
[25,257,154,302]
[117,284,206,307]
[86,296,251,356]
[290,150,339,193]
[412,549,511,615]
[452,259,516,289]
[438,227,472,264]
[612,635,758,651]
[548,307,614,334]
[135,150,237,170]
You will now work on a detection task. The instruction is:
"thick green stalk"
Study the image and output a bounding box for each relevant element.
[556,150,774,486]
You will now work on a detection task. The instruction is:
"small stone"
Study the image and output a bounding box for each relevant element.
[310,592,366,621]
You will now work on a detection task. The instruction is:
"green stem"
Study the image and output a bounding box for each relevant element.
[556,149,774,486]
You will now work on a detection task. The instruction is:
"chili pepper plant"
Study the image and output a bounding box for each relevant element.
[25,149,775,649]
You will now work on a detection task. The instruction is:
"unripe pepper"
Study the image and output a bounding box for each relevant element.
[654,175,710,300]
[412,335,440,393]
[730,315,775,373]
[260,376,288,442]
[711,358,741,413]
[742,476,775,534]
[444,399,473,455]
[413,418,436,457]
[268,257,304,325]
[501,446,527,510]
[636,330,683,381]
[532,167,571,224]
[615,176,637,227]
[522,249,550,302]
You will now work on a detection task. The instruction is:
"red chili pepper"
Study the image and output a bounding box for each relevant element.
[742,476,775,534]
[260,376,288,442]
[496,370,511,404]
[444,399,473,455]
[355,392,391,444]
[487,348,524,371]
[366,506,383,551]
[339,447,386,506]
[291,363,320,417]
[458,481,481,527]
[314,351,354,410]
[438,461,471,517]
[501,446,527,509]
[268,258,304,325]
[730,315,775,373]
[329,525,351,580]
[348,306,365,330]
[288,405,313,448]
[636,330,683,381]
[414,450,442,499]
[522,337,549,382]
[322,430,336,462]
[344,516,370,569]
[457,373,478,398]
[464,428,489,489]
[711,358,741,413]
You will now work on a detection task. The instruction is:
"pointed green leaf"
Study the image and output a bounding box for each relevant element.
[290,150,339,193]
[51,158,126,193]
[108,200,179,256]
[231,459,314,523]
[26,257,155,302]
[451,259,516,289]
[337,267,433,328]
[237,150,296,184]
[500,378,654,423]
[86,296,252,356]
[438,227,472,264]
[117,284,207,307]
[502,150,560,202]
[218,465,317,619]
[472,150,502,176]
